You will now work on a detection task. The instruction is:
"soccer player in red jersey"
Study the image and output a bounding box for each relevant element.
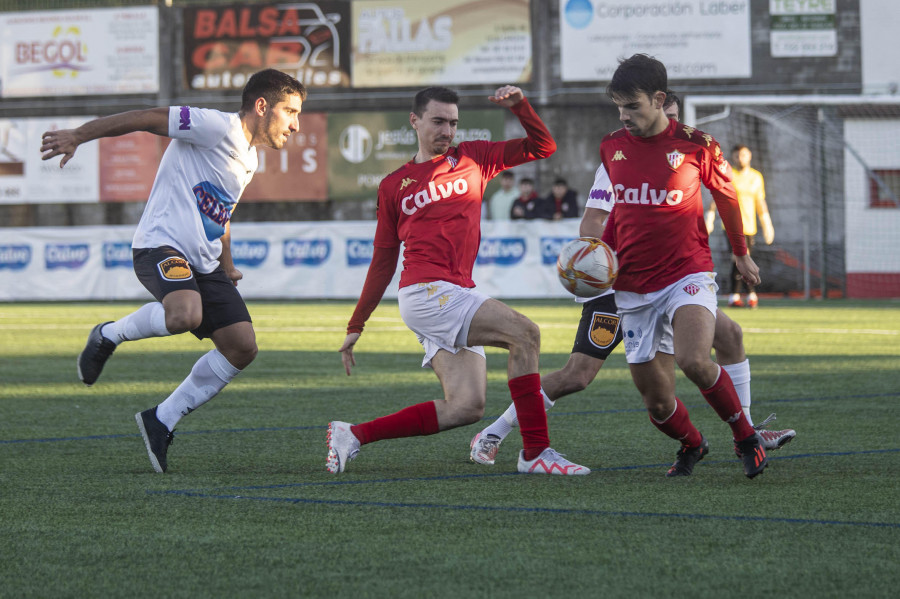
[469,89,794,470]
[328,85,589,476]
[600,55,768,478]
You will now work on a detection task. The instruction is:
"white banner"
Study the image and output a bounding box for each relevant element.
[0,116,99,204]
[0,220,584,301]
[0,7,159,98]
[559,0,751,81]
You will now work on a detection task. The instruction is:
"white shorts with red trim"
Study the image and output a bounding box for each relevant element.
[615,272,719,364]
[398,280,490,368]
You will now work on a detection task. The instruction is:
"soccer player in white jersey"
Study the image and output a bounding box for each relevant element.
[329,85,589,476]
[40,69,307,473]
[470,91,795,469]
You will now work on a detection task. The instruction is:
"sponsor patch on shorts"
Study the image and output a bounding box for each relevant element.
[157,256,193,281]
[589,312,620,348]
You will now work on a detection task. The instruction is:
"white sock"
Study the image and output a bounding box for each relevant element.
[481,387,556,441]
[101,302,169,346]
[723,359,753,427]
[155,350,241,431]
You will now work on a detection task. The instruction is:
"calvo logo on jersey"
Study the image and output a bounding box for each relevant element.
[541,237,576,265]
[231,240,269,267]
[614,183,684,206]
[401,177,469,215]
[346,239,374,266]
[192,181,236,241]
[477,238,526,266]
[103,242,133,268]
[284,239,330,266]
[45,244,89,270]
[0,245,31,270]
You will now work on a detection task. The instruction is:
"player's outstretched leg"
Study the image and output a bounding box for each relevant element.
[326,421,361,474]
[77,322,116,385]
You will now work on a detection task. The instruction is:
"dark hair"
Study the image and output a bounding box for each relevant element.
[607,54,667,102]
[663,90,680,110]
[241,69,307,112]
[412,86,459,116]
[553,178,568,186]
[500,170,515,180]
[732,144,749,154]
[519,177,534,186]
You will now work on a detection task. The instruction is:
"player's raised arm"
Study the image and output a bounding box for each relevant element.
[41,107,170,168]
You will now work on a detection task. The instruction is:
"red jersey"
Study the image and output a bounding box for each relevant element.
[374,99,555,289]
[346,98,555,334]
[600,119,746,294]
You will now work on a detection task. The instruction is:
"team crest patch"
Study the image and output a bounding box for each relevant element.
[157,257,193,281]
[666,150,685,170]
[683,283,700,296]
[589,312,620,348]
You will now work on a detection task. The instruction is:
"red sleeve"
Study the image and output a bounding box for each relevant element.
[701,142,747,256]
[346,244,401,335]
[600,201,617,251]
[500,98,557,168]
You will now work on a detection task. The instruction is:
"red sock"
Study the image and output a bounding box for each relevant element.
[649,398,703,447]
[350,401,439,445]
[701,367,755,441]
[509,373,550,460]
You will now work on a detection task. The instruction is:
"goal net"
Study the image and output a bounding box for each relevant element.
[685,95,900,299]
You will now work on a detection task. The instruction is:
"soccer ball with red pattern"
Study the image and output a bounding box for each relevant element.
[556,237,618,298]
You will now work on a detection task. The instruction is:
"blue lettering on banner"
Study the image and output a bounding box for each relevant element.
[231,240,269,267]
[103,242,133,268]
[284,239,331,267]
[540,237,578,265]
[476,238,526,266]
[192,181,236,241]
[0,245,31,270]
[346,238,374,266]
[45,243,89,270]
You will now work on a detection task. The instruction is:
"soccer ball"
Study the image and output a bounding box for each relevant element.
[556,237,618,298]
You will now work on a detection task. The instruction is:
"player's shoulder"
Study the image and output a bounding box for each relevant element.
[601,128,630,146]
[672,122,722,155]
[378,162,416,194]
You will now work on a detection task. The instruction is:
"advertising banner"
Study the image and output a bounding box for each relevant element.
[0,7,159,98]
[559,0,751,81]
[98,133,167,203]
[770,0,837,57]
[327,109,503,201]
[0,116,99,204]
[0,219,583,301]
[244,112,328,201]
[182,2,351,92]
[351,0,531,87]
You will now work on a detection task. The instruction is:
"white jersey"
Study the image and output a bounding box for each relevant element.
[576,163,616,303]
[132,107,258,273]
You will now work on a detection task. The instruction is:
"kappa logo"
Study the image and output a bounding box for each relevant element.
[157,256,193,281]
[399,177,416,190]
[589,312,620,349]
[666,150,685,170]
[683,283,700,296]
[682,125,695,137]
[702,134,713,147]
[438,294,450,308]
[611,150,626,161]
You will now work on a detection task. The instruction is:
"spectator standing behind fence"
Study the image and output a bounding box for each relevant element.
[706,144,775,308]
[509,177,540,219]
[485,170,519,220]
[535,177,579,220]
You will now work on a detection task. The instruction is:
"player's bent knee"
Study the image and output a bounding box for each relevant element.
[165,312,202,334]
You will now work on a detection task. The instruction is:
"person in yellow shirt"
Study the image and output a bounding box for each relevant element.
[706,145,774,308]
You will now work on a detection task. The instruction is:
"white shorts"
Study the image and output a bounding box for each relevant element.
[398,281,490,368]
[615,272,719,364]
